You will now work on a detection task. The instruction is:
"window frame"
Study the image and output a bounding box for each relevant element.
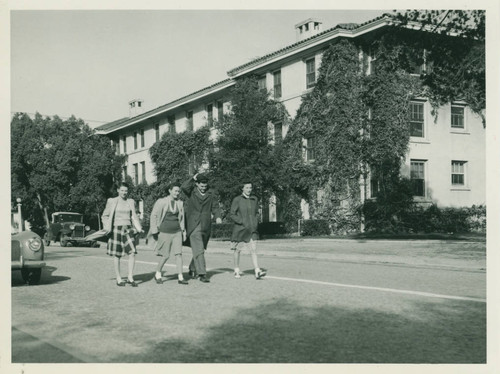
[409,101,425,138]
[451,104,466,130]
[140,129,145,148]
[140,161,146,184]
[273,70,282,99]
[305,137,316,162]
[133,163,139,186]
[133,131,138,150]
[451,160,467,186]
[410,159,426,197]
[186,111,193,132]
[122,135,127,154]
[155,123,160,142]
[167,115,176,134]
[273,122,283,144]
[217,101,224,123]
[206,103,213,125]
[305,57,316,89]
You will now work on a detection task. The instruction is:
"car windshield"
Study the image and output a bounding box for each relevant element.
[56,214,83,223]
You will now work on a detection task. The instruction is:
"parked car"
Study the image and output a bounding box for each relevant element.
[12,230,46,285]
[44,212,98,247]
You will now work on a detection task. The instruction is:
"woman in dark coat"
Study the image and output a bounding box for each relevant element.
[230,181,266,279]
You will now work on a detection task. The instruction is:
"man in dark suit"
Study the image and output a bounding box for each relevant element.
[181,173,221,283]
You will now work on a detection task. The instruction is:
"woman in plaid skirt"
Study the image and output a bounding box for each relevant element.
[102,182,143,287]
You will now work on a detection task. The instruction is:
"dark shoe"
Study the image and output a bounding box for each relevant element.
[178,279,189,285]
[255,270,267,280]
[188,270,197,279]
[116,280,126,287]
[154,276,163,284]
[199,275,210,283]
[126,279,138,287]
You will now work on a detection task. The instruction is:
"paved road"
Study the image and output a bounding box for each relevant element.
[11,238,486,363]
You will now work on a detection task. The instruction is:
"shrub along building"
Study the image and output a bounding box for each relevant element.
[96,13,485,232]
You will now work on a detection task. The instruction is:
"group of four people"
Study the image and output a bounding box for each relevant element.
[101,173,266,287]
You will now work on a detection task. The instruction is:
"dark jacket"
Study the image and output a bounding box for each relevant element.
[181,176,221,248]
[230,194,259,243]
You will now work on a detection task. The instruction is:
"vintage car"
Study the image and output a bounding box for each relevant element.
[12,230,46,285]
[44,212,98,247]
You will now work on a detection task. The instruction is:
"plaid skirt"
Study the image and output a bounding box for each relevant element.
[107,225,137,257]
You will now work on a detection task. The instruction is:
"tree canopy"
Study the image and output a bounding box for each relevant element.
[11,113,123,229]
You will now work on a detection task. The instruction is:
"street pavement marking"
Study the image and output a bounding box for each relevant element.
[268,275,486,303]
[86,256,486,303]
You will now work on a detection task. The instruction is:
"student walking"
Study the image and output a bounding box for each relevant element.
[229,181,266,280]
[101,182,143,287]
[149,182,188,285]
[181,173,221,283]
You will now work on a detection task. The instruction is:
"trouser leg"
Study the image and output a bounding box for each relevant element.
[189,225,206,275]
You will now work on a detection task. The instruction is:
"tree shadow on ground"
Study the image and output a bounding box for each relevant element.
[116,298,486,363]
[11,266,71,287]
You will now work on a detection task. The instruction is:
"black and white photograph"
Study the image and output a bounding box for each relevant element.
[3,0,499,372]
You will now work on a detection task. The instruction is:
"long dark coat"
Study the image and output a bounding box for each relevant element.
[181,177,221,248]
[230,195,259,243]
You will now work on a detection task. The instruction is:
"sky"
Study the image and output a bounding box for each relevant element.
[10,8,388,128]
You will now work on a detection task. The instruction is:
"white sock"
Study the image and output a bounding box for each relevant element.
[255,268,261,275]
[156,271,162,279]
[178,274,184,281]
[235,267,240,273]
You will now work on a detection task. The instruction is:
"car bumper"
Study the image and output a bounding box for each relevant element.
[12,260,46,270]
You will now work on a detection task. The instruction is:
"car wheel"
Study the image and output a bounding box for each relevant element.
[60,239,67,247]
[21,268,42,285]
[43,239,51,246]
[92,241,100,248]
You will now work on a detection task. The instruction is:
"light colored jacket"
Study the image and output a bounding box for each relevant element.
[148,196,185,235]
[101,197,142,234]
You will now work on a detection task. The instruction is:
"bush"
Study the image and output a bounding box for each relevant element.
[258,221,287,236]
[300,219,331,236]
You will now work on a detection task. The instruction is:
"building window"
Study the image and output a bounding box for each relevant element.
[306,57,316,88]
[134,132,138,150]
[258,76,266,91]
[186,111,193,132]
[369,166,379,198]
[188,154,197,175]
[168,115,176,134]
[141,161,146,184]
[133,163,139,185]
[451,105,465,129]
[155,123,160,142]
[217,101,224,122]
[410,160,426,197]
[274,122,283,143]
[273,70,282,99]
[140,129,145,148]
[122,136,127,154]
[369,46,377,75]
[451,161,466,186]
[410,102,424,138]
[305,137,316,162]
[207,103,213,125]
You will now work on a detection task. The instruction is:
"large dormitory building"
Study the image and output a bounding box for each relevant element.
[95,14,485,222]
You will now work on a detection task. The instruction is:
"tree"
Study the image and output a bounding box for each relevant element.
[11,113,123,230]
[209,76,289,216]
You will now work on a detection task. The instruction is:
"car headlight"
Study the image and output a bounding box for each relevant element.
[27,238,42,252]
[85,225,90,231]
[69,224,76,230]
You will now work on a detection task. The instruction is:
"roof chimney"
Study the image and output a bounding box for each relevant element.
[128,99,144,117]
[295,18,323,42]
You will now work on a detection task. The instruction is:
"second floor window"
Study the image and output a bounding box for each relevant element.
[410,160,426,197]
[410,102,424,138]
[451,161,466,186]
[134,132,138,150]
[186,111,193,132]
[273,70,282,99]
[258,76,266,91]
[155,123,160,142]
[305,137,316,162]
[306,57,316,88]
[217,101,224,122]
[451,105,465,129]
[274,122,283,143]
[141,161,146,184]
[122,136,127,154]
[133,163,139,185]
[140,129,145,148]
[168,115,176,134]
[207,103,213,125]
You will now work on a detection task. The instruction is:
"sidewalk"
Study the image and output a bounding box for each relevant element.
[137,237,486,271]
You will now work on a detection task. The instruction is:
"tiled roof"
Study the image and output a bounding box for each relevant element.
[98,13,395,134]
[227,13,393,76]
[96,78,234,133]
